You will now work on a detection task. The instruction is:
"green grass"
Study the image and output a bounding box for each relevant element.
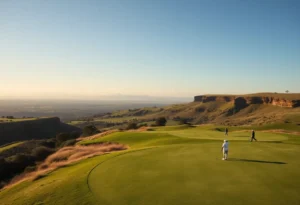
[1,125,300,205]
[79,131,204,148]
[0,142,24,152]
[89,143,300,205]
[0,153,118,205]
[210,123,300,132]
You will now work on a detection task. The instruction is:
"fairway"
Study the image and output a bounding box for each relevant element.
[88,142,300,205]
[1,125,300,205]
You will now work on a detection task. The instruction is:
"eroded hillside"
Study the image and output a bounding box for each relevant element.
[99,93,300,126]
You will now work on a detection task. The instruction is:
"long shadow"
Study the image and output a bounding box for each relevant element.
[229,158,286,164]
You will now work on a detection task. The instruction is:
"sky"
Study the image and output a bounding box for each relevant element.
[1,0,300,100]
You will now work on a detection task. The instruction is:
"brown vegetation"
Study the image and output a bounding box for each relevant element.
[4,143,127,189]
[78,129,118,141]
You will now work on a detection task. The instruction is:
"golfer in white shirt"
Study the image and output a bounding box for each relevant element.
[222,140,229,160]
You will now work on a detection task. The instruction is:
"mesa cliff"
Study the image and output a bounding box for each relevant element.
[194,94,300,108]
[0,117,81,146]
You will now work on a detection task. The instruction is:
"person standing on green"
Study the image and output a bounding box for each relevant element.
[225,128,228,136]
[250,130,257,142]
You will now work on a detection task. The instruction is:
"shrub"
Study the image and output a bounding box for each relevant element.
[24,166,36,173]
[138,123,148,128]
[0,158,9,181]
[82,125,100,137]
[0,181,6,189]
[195,106,205,112]
[126,122,138,130]
[32,146,55,161]
[10,154,35,165]
[178,119,188,125]
[60,139,77,148]
[155,117,167,126]
[56,133,70,143]
[40,139,56,148]
[70,131,81,139]
[7,154,36,175]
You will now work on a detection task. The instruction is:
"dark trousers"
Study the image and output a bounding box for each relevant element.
[251,136,257,142]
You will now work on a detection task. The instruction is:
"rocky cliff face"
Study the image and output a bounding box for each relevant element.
[194,95,300,108]
[0,117,81,145]
[194,95,235,103]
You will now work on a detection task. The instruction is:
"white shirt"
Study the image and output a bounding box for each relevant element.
[222,142,229,151]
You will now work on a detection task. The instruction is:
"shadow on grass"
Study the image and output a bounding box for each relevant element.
[263,141,283,143]
[229,158,286,164]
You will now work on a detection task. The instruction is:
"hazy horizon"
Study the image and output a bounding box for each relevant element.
[0,94,192,103]
[1,0,300,99]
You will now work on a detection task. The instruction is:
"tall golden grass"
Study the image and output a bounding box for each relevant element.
[77,129,118,141]
[4,143,127,189]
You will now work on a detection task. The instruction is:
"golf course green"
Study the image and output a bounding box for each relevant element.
[1,125,300,205]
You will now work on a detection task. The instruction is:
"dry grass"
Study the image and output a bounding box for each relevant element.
[4,143,127,189]
[77,130,118,141]
[126,126,150,132]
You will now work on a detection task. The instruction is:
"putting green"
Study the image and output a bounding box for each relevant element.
[89,143,300,205]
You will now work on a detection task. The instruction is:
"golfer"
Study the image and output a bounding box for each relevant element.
[250,130,257,142]
[221,140,229,160]
[225,128,228,136]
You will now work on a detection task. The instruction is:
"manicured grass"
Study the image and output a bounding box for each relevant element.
[89,143,300,205]
[78,132,205,148]
[158,127,288,142]
[210,123,300,132]
[0,142,24,152]
[0,153,118,205]
[1,125,300,205]
[152,124,195,131]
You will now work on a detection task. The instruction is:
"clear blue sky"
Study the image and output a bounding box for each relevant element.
[1,0,299,99]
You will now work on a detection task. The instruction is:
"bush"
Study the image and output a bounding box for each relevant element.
[70,131,81,139]
[178,119,189,125]
[24,166,36,173]
[40,139,56,148]
[82,125,100,137]
[10,154,35,165]
[138,123,148,128]
[126,122,138,130]
[32,146,55,161]
[60,139,77,148]
[7,154,36,176]
[155,117,167,126]
[0,158,9,181]
[195,106,206,112]
[56,133,70,143]
[0,181,6,189]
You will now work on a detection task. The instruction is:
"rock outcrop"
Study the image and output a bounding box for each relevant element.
[194,95,300,108]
